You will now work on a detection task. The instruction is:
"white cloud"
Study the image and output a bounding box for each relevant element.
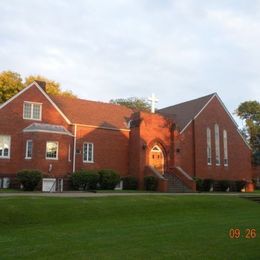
[0,0,259,117]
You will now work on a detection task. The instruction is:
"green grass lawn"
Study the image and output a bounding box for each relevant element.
[0,188,23,193]
[0,195,260,259]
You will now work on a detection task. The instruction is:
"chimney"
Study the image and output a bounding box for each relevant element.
[35,80,47,92]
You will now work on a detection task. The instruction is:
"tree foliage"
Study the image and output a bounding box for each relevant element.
[25,75,76,98]
[236,100,260,164]
[0,71,24,103]
[0,71,76,103]
[110,97,151,111]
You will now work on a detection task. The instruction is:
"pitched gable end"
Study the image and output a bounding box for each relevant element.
[158,93,216,133]
[0,81,71,124]
[213,94,251,150]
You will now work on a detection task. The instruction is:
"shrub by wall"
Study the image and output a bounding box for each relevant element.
[144,176,158,191]
[16,170,42,191]
[194,177,203,192]
[194,178,213,192]
[195,178,247,192]
[202,179,213,191]
[71,170,99,190]
[98,169,120,190]
[218,180,230,191]
[122,176,138,190]
[234,180,247,192]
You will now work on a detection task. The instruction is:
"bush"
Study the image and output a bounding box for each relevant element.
[203,179,213,191]
[194,177,203,192]
[85,171,99,190]
[16,170,42,191]
[218,180,230,191]
[144,176,158,191]
[235,180,247,192]
[98,169,120,190]
[122,176,138,190]
[71,170,99,190]
[194,178,213,192]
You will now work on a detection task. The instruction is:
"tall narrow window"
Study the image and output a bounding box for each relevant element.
[0,135,11,158]
[223,130,228,166]
[68,144,71,162]
[23,102,42,120]
[207,128,212,165]
[25,140,33,159]
[46,141,58,160]
[83,143,94,163]
[215,124,220,165]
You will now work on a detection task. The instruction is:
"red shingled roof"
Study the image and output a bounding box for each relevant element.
[49,95,133,130]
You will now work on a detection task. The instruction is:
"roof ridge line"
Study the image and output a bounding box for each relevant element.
[159,92,216,110]
[50,95,134,112]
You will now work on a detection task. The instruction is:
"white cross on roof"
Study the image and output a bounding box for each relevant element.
[148,93,158,113]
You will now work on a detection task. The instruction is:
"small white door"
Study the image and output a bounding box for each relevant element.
[3,178,10,189]
[42,178,56,192]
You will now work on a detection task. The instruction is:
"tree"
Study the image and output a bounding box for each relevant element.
[0,71,24,103]
[0,71,77,103]
[236,101,260,164]
[25,75,77,98]
[110,97,151,112]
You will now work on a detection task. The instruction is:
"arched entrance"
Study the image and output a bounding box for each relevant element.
[149,145,165,174]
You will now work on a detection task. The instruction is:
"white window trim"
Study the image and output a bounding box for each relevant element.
[223,130,228,167]
[45,141,59,160]
[207,128,212,165]
[151,145,162,153]
[23,101,42,121]
[83,142,94,163]
[25,140,33,159]
[0,135,11,159]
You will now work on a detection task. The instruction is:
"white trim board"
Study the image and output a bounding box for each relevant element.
[75,123,130,132]
[179,93,251,150]
[23,129,73,136]
[180,94,216,134]
[214,94,251,150]
[0,81,71,125]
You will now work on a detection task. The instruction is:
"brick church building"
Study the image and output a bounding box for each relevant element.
[0,81,252,192]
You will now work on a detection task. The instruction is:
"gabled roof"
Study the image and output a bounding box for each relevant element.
[49,95,133,130]
[23,123,73,136]
[0,81,71,124]
[158,93,216,132]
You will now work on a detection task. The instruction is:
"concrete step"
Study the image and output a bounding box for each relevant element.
[165,173,191,193]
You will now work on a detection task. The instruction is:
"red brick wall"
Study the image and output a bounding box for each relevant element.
[129,124,141,178]
[0,84,131,180]
[75,125,130,176]
[0,84,72,177]
[177,124,194,176]
[0,84,253,190]
[193,96,252,181]
[22,132,73,177]
[129,112,174,187]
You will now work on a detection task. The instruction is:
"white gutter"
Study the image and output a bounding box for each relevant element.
[72,124,77,173]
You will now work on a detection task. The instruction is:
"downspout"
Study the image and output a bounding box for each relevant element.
[72,124,77,173]
[192,119,196,178]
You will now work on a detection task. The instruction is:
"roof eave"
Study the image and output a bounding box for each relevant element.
[0,81,72,125]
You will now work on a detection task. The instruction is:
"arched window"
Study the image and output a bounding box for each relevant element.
[151,145,161,152]
[223,130,228,166]
[206,128,212,165]
[215,124,220,165]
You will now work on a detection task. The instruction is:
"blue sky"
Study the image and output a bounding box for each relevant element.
[0,0,259,123]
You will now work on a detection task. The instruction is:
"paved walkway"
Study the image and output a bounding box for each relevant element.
[0,191,256,197]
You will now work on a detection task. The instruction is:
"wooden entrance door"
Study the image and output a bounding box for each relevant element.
[149,145,164,174]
